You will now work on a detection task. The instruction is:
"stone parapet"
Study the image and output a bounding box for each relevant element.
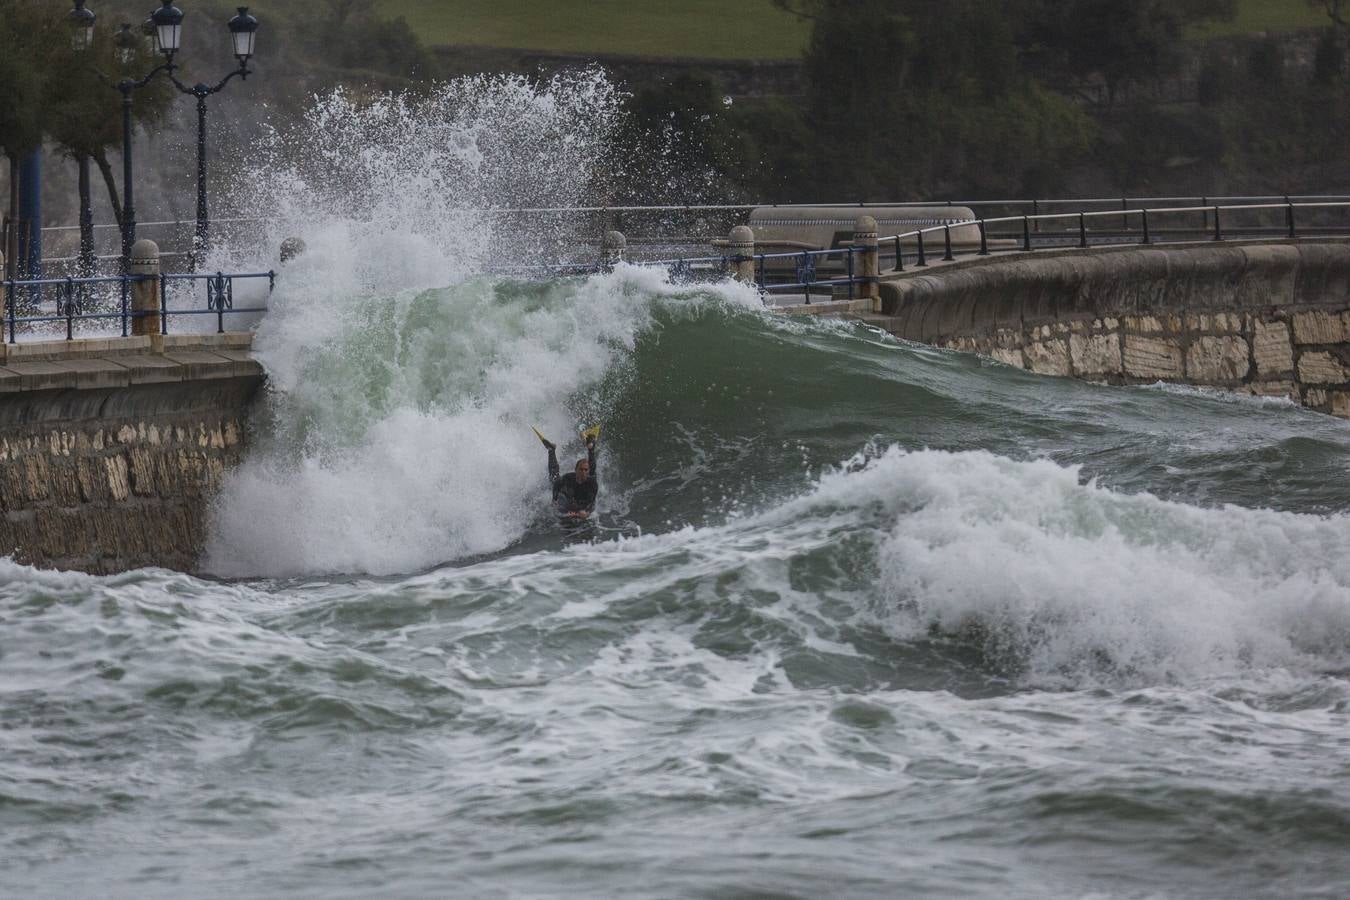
[854,239,1350,418]
[0,333,264,572]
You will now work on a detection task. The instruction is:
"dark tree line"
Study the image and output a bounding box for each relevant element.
[619,0,1350,203]
[766,0,1237,199]
[0,0,174,275]
[8,0,1348,253]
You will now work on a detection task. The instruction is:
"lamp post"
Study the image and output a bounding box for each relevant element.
[69,0,95,50]
[68,1,98,276]
[166,7,259,269]
[66,2,262,273]
[88,2,184,273]
[110,1,185,270]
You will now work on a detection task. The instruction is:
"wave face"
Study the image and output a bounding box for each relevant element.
[8,74,1350,898]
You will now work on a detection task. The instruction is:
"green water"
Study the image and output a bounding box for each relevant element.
[3,270,1350,898]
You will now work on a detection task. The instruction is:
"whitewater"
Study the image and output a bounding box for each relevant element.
[4,73,1350,899]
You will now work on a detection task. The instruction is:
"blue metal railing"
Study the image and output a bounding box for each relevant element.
[739,247,863,303]
[487,243,870,304]
[0,270,274,344]
[160,271,274,335]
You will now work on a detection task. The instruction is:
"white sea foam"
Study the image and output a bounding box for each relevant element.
[198,70,773,576]
[804,447,1350,685]
[352,438,1350,686]
[521,444,1350,687]
[204,265,759,576]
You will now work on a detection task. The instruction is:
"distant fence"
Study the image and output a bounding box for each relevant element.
[29,196,1350,306]
[878,200,1350,272]
[493,198,1350,306]
[37,194,1350,276]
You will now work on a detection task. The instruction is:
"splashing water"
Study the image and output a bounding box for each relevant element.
[15,66,1350,900]
[201,71,676,575]
[204,264,763,576]
[211,70,625,289]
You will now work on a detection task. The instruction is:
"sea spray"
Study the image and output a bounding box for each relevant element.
[204,267,762,576]
[199,70,664,575]
[550,443,1350,688]
[192,70,623,302]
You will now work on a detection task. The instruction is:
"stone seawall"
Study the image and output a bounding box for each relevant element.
[0,334,263,573]
[863,239,1350,417]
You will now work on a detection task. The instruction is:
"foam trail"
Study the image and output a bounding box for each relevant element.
[810,448,1350,685]
[550,443,1350,686]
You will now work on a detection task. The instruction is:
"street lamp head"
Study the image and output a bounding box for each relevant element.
[150,0,184,59]
[115,23,140,65]
[69,0,96,52]
[227,7,258,64]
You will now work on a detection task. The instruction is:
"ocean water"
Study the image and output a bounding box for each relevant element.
[4,73,1350,898]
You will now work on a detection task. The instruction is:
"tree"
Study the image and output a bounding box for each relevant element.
[310,0,435,82]
[1312,0,1349,29]
[1310,0,1348,84]
[0,0,57,276]
[0,0,175,276]
[771,0,1095,200]
[48,18,175,241]
[612,73,749,205]
[1023,0,1236,108]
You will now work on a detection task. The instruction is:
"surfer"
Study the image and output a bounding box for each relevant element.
[536,427,599,519]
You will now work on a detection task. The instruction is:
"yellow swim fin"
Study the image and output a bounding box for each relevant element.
[580,425,601,443]
[531,426,555,449]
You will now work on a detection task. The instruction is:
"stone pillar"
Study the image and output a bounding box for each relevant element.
[130,238,160,337]
[854,215,880,309]
[602,230,626,270]
[0,249,6,329]
[728,225,756,283]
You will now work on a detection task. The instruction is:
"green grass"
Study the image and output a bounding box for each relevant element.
[371,0,810,60]
[370,0,1331,60]
[1191,0,1331,37]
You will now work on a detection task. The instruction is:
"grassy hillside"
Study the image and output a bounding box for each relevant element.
[371,0,809,59]
[1193,0,1330,36]
[371,0,1334,59]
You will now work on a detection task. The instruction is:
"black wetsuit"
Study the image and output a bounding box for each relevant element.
[548,443,598,514]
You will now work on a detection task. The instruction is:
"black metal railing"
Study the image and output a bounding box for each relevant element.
[35,194,1350,282]
[0,270,274,344]
[879,200,1350,272]
[489,199,1350,305]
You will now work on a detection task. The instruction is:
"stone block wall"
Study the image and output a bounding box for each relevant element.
[0,407,249,572]
[939,310,1350,412]
[868,239,1350,417]
[0,335,263,573]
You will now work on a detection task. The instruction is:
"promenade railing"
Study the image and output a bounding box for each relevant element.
[0,269,274,344]
[879,200,1350,273]
[21,197,1350,310]
[33,194,1350,277]
[497,199,1350,305]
